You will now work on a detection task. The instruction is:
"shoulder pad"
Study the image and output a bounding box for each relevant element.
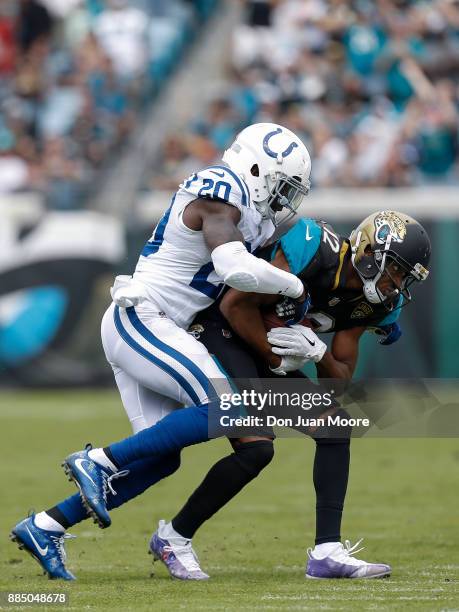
[181,166,251,209]
[279,218,322,275]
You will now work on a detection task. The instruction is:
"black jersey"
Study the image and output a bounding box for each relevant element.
[271,218,401,332]
[190,217,401,379]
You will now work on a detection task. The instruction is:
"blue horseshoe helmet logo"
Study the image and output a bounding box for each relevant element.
[263,127,299,159]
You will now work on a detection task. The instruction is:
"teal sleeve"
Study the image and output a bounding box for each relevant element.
[378,295,402,326]
[278,219,321,276]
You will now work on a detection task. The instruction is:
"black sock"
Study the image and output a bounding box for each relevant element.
[103,446,120,470]
[172,440,274,539]
[313,438,350,545]
[45,506,72,530]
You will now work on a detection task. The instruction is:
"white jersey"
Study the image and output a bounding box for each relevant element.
[133,165,275,329]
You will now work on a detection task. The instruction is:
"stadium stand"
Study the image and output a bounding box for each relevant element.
[147,0,459,191]
[0,0,217,209]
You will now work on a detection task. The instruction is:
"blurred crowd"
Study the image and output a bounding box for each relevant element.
[0,0,214,207]
[150,0,459,190]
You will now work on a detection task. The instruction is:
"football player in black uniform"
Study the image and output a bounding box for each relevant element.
[155,210,430,580]
[11,210,430,582]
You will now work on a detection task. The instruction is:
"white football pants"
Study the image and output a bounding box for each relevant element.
[101,302,231,433]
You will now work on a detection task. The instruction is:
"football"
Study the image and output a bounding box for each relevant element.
[262,308,314,331]
[262,310,287,331]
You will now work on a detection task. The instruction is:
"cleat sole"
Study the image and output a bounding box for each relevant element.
[61,460,109,529]
[148,548,158,577]
[306,571,391,580]
[148,546,160,563]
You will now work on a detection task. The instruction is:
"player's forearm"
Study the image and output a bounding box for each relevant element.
[315,351,354,380]
[211,242,304,299]
[220,296,281,368]
[317,328,362,379]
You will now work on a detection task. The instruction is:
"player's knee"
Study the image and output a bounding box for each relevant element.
[162,451,181,477]
[234,440,274,478]
[316,408,353,442]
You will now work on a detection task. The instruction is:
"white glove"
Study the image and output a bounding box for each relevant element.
[269,354,308,376]
[267,324,327,363]
[110,275,148,308]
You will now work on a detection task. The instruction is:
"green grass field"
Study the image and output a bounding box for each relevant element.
[1,391,458,611]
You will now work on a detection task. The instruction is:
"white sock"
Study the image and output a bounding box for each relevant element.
[88,448,117,473]
[34,511,65,533]
[158,520,188,543]
[312,542,340,558]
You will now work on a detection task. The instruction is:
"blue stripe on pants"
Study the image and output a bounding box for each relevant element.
[126,306,219,402]
[114,306,201,406]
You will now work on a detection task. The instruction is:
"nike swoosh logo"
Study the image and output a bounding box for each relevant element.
[75,458,97,487]
[210,170,225,178]
[306,338,315,346]
[305,226,313,241]
[26,526,48,556]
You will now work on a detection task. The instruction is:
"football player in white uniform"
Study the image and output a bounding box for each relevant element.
[101,123,311,417]
[11,123,311,580]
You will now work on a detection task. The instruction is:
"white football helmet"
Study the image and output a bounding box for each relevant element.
[222,123,311,225]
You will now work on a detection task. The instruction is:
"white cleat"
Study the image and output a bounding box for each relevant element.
[149,520,209,580]
[306,539,391,579]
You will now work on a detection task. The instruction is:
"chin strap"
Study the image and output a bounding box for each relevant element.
[363,277,385,304]
[352,231,396,305]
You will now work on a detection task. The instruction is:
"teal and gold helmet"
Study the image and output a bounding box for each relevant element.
[349,211,431,305]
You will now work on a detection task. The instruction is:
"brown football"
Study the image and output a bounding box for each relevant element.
[262,311,287,331]
[262,310,314,331]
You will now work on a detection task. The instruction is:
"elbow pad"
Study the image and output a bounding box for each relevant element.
[211,241,303,298]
